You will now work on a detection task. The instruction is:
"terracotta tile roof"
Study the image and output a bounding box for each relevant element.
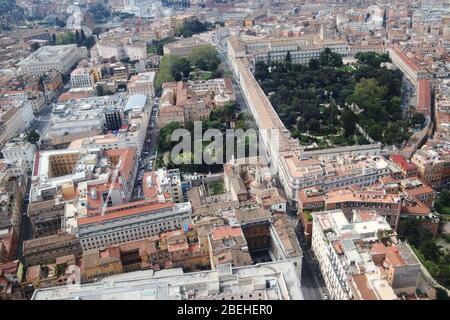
[352,274,379,300]
[417,79,431,115]
[142,171,158,201]
[105,148,136,180]
[0,261,19,275]
[78,201,174,225]
[385,252,406,267]
[392,47,420,72]
[211,225,244,241]
[390,154,417,171]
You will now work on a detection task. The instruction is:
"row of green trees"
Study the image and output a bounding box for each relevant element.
[44,30,95,49]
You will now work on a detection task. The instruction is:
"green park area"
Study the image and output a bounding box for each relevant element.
[156,102,255,174]
[254,50,418,147]
[155,44,221,94]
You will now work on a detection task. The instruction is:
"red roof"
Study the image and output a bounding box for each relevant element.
[390,154,417,171]
[211,225,243,240]
[32,151,40,176]
[142,171,158,201]
[78,201,174,225]
[0,261,19,275]
[392,47,420,72]
[105,148,136,180]
[417,79,431,115]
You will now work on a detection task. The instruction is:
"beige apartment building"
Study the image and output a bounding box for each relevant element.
[411,149,449,188]
[163,37,209,58]
[128,72,156,97]
[158,79,235,128]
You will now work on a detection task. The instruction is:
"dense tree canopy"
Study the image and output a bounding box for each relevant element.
[52,30,95,49]
[436,190,450,214]
[155,45,220,93]
[188,44,220,72]
[436,287,450,300]
[157,121,182,153]
[354,52,390,68]
[0,0,26,28]
[88,2,111,23]
[155,55,186,91]
[175,18,213,38]
[156,102,252,174]
[254,49,411,146]
[342,109,357,138]
[319,47,343,67]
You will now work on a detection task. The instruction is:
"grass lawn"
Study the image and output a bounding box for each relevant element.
[337,64,356,72]
[208,181,225,195]
[190,70,212,81]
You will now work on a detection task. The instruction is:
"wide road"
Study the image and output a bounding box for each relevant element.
[30,102,53,136]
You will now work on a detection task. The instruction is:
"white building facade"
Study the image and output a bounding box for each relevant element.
[17,44,87,77]
[77,202,192,250]
[1,139,37,173]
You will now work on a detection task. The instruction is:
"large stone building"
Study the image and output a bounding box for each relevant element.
[47,94,149,152]
[17,44,87,77]
[387,47,429,86]
[70,66,98,88]
[32,261,303,300]
[0,171,26,240]
[77,201,192,251]
[1,138,37,173]
[128,72,156,98]
[0,102,35,149]
[158,78,235,127]
[27,196,65,239]
[163,37,209,58]
[97,36,147,61]
[81,247,123,283]
[411,148,450,188]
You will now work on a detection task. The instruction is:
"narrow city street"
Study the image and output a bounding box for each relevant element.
[131,98,160,200]
[221,43,328,299]
[288,213,328,300]
[16,177,33,261]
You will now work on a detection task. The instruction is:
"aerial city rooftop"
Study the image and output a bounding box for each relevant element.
[0,0,449,301]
